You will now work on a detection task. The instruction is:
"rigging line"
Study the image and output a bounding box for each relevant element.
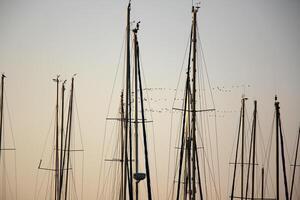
[195,116,220,200]
[197,25,222,199]
[38,150,55,200]
[197,53,214,199]
[4,91,18,200]
[96,31,126,200]
[166,30,191,200]
[99,120,122,198]
[196,54,218,199]
[99,127,117,197]
[226,115,243,197]
[35,121,56,200]
[69,162,79,200]
[73,91,85,200]
[140,46,160,200]
[279,118,292,167]
[264,111,276,196]
[196,67,211,199]
[2,149,14,200]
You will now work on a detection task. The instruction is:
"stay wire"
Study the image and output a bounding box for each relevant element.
[166,28,191,200]
[96,31,126,200]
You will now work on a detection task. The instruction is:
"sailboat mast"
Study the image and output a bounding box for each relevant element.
[135,27,153,200]
[125,2,133,199]
[290,127,300,200]
[241,97,246,200]
[275,96,280,200]
[58,80,66,200]
[251,101,257,200]
[261,168,264,200]
[64,77,74,200]
[230,98,243,200]
[275,96,289,200]
[54,75,60,200]
[0,74,5,161]
[133,25,139,200]
[191,7,197,199]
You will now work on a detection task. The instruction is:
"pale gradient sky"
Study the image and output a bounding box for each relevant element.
[0,0,300,199]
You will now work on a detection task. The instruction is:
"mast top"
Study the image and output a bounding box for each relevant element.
[1,74,6,79]
[128,1,131,10]
[133,21,140,33]
[52,75,60,82]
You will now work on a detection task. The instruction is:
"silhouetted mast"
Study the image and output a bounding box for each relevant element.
[125,2,133,199]
[132,22,153,200]
[230,97,247,200]
[289,127,300,200]
[0,74,5,161]
[54,75,60,200]
[275,96,289,200]
[245,101,257,200]
[175,6,204,200]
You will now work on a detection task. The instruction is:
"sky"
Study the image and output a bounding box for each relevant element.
[0,0,300,199]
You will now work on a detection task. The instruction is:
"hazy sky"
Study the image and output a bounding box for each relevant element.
[0,0,300,199]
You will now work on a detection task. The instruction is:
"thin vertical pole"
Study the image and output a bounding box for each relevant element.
[125,3,133,200]
[55,76,59,200]
[241,97,246,200]
[275,96,279,200]
[176,78,189,200]
[133,29,139,200]
[261,168,264,200]
[58,81,65,200]
[64,78,74,200]
[230,101,243,200]
[290,127,300,200]
[0,74,5,161]
[251,101,257,200]
[278,114,289,200]
[191,7,197,199]
[136,30,153,200]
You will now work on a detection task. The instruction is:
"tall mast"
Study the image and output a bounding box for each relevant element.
[58,80,66,200]
[251,101,257,200]
[125,2,133,199]
[0,74,5,161]
[134,23,153,200]
[230,97,246,200]
[290,127,300,200]
[133,22,140,200]
[64,77,74,200]
[261,168,264,200]
[241,96,246,200]
[54,75,60,200]
[275,96,279,200]
[174,6,204,200]
[275,96,289,200]
[191,7,197,199]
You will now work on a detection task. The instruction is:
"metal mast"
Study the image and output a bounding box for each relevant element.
[290,127,300,200]
[64,77,74,200]
[134,22,139,200]
[175,6,204,200]
[230,97,247,200]
[133,22,153,200]
[0,74,5,161]
[125,2,133,200]
[53,75,60,200]
[275,96,289,200]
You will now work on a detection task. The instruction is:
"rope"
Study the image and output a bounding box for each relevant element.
[166,29,190,200]
[96,30,126,200]
[4,90,18,200]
